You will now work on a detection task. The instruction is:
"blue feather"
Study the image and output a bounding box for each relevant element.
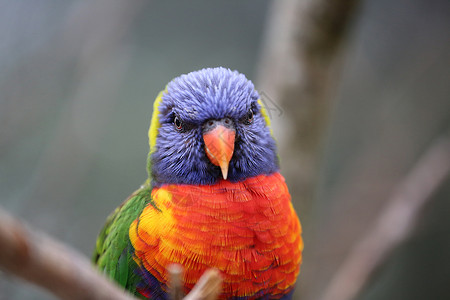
[151,67,279,186]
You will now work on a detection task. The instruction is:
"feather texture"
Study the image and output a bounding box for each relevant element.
[129,173,303,299]
[93,185,152,298]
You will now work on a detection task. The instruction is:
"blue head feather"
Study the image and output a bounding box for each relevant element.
[151,67,279,186]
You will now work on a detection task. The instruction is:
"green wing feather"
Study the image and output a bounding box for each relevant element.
[92,183,153,297]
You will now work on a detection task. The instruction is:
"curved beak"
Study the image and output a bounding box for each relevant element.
[203,120,236,180]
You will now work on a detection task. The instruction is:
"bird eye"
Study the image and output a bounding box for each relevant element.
[174,116,183,131]
[244,109,254,125]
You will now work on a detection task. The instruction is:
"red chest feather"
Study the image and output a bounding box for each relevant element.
[129,172,303,299]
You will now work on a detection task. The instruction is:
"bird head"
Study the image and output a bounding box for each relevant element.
[148,67,278,186]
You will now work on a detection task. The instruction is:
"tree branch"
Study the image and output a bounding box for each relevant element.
[256,0,360,209]
[319,136,450,300]
[168,264,185,300]
[0,207,137,300]
[256,1,361,298]
[0,208,222,300]
[183,269,222,300]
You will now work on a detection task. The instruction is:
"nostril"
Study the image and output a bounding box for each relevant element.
[224,118,231,125]
[207,120,214,127]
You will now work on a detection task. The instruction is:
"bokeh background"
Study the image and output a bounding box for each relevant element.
[1,1,449,300]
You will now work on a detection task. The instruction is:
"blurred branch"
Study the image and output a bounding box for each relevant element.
[167,264,222,300]
[319,136,450,300]
[256,0,360,235]
[0,207,137,300]
[168,264,185,300]
[183,269,222,300]
[0,207,222,300]
[256,0,360,298]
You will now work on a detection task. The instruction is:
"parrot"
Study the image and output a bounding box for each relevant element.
[92,67,303,299]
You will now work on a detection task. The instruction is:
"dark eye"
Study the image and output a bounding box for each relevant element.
[244,109,254,125]
[174,116,183,131]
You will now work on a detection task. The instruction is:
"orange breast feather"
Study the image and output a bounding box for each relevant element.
[129,172,303,299]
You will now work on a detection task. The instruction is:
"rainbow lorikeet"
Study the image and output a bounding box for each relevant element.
[93,67,303,299]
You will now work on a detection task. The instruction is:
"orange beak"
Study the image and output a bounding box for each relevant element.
[203,123,235,180]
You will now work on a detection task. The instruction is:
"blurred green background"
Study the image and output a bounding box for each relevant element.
[1,1,449,300]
